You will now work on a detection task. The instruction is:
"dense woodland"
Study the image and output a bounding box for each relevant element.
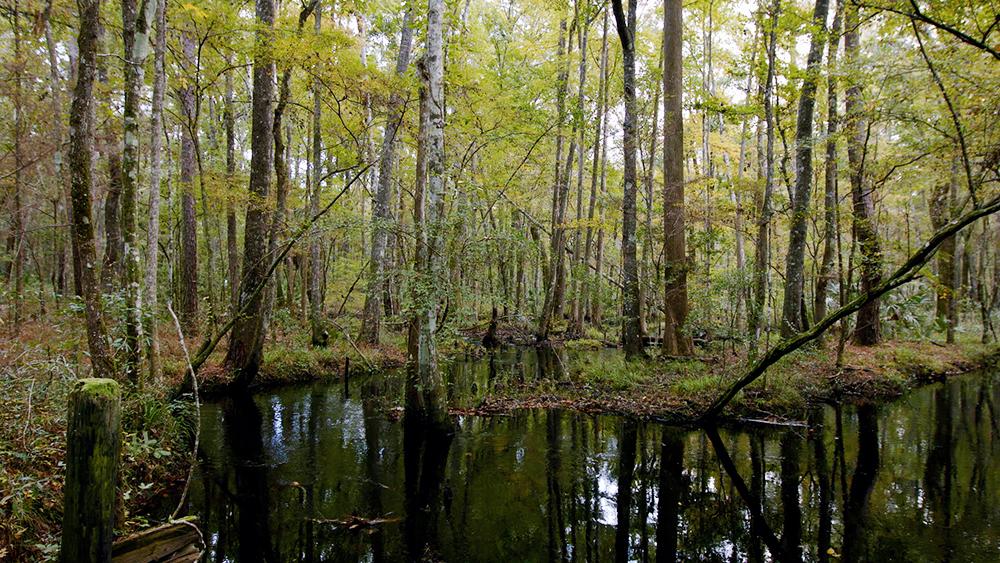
[1,0,1000,558]
[2,0,997,376]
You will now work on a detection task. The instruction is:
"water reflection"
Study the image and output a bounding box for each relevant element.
[189,358,998,561]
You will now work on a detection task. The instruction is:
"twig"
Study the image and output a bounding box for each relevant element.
[166,301,201,522]
[329,317,374,371]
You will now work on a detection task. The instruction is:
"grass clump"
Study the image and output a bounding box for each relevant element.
[571,355,650,390]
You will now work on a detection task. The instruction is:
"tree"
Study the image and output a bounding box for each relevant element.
[612,0,644,358]
[144,0,166,380]
[407,0,449,427]
[662,0,693,355]
[845,1,883,345]
[224,0,276,387]
[780,0,829,337]
[68,0,114,379]
[178,29,199,334]
[121,0,156,380]
[361,9,414,345]
[751,0,780,345]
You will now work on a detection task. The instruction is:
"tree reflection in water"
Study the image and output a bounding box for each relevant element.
[186,364,997,561]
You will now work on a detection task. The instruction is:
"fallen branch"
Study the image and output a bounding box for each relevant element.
[700,192,1000,420]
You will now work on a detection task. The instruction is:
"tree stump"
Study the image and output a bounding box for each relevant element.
[61,378,121,563]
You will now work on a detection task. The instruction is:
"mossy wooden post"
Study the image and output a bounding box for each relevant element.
[61,378,121,563]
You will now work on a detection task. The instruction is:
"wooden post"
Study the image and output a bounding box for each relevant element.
[61,378,121,563]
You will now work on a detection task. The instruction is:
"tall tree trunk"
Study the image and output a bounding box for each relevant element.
[780,0,829,337]
[121,0,155,381]
[224,0,275,386]
[751,0,779,345]
[845,2,882,345]
[178,31,199,333]
[69,0,115,379]
[641,49,662,335]
[308,3,328,346]
[582,9,610,334]
[814,0,842,328]
[144,0,166,380]
[267,1,318,335]
[662,0,693,355]
[570,7,590,336]
[361,8,414,345]
[612,0,644,358]
[536,17,570,342]
[43,0,71,301]
[407,0,449,428]
[225,62,239,315]
[10,1,24,327]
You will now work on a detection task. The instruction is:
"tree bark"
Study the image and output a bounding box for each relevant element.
[582,9,609,334]
[69,0,115,379]
[361,8,414,345]
[662,0,693,355]
[845,2,882,345]
[407,0,449,428]
[814,0,842,328]
[224,62,239,316]
[929,168,958,343]
[102,152,124,292]
[751,0,780,345]
[612,0,644,358]
[308,4,329,346]
[224,0,275,387]
[178,31,199,334]
[144,0,166,380]
[536,16,570,342]
[780,0,829,337]
[121,0,155,381]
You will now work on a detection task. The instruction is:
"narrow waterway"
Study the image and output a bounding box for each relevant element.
[188,349,999,561]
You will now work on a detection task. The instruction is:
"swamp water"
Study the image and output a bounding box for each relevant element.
[188,348,999,561]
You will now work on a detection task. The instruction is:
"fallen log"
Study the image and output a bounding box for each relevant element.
[111,518,204,563]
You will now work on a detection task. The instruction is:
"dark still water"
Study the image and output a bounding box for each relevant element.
[188,354,999,562]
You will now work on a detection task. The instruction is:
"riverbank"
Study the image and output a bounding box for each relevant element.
[462,339,1000,423]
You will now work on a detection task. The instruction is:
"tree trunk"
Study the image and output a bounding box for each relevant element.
[144,0,166,380]
[662,0,693,355]
[582,9,609,334]
[361,8,414,345]
[929,167,958,343]
[751,0,779,345]
[225,63,239,316]
[224,0,275,386]
[308,4,329,346]
[780,0,829,337]
[569,8,590,336]
[102,152,124,292]
[121,0,155,381]
[407,0,449,428]
[612,0,644,358]
[536,17,570,342]
[845,2,882,345]
[10,2,24,327]
[69,0,115,379]
[178,31,199,334]
[814,0,842,328]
